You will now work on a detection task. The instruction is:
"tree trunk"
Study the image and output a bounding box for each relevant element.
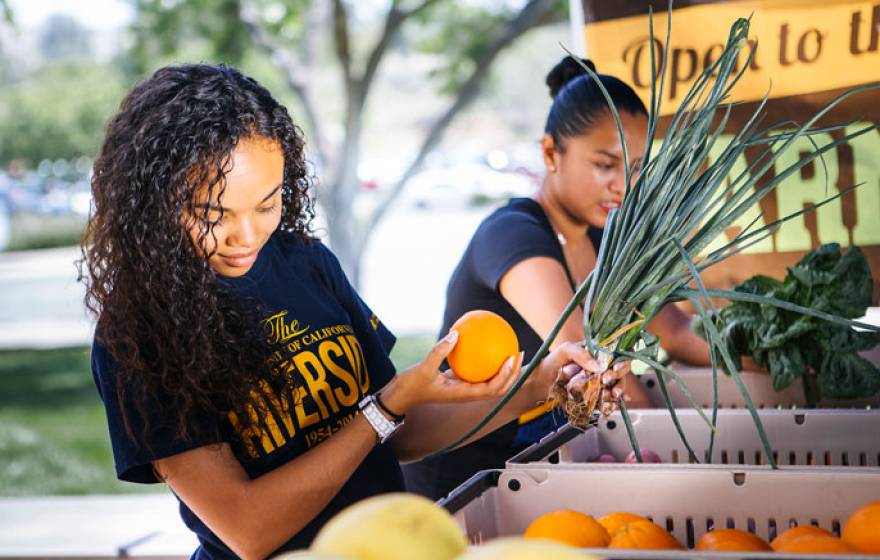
[349,0,561,287]
[326,91,365,284]
[238,0,563,288]
[325,191,362,286]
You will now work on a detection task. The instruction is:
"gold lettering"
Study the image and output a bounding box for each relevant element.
[258,380,296,440]
[263,311,310,344]
[344,335,370,395]
[227,410,259,459]
[250,393,285,449]
[245,401,276,455]
[265,350,284,367]
[294,351,340,418]
[319,339,360,407]
[292,385,320,429]
[302,328,334,347]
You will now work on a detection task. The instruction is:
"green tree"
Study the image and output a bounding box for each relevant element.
[0,63,127,167]
[39,14,93,61]
[131,0,565,284]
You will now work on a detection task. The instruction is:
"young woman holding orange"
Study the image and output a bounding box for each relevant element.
[83,63,620,559]
[403,57,713,500]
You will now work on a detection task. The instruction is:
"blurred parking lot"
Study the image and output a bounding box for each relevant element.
[0,155,541,347]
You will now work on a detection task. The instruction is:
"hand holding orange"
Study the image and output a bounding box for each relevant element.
[447,310,519,383]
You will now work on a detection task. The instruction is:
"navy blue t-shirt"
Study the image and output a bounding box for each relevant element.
[92,232,402,559]
[402,197,602,500]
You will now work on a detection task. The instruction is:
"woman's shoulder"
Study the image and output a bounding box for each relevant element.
[487,197,547,223]
[270,230,331,264]
[270,230,346,283]
[271,229,317,250]
[475,198,555,245]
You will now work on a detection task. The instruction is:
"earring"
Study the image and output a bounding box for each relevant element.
[549,165,557,173]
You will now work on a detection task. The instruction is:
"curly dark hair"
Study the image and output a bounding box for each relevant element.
[81,63,314,445]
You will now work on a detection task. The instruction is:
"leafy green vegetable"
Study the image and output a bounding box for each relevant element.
[698,243,880,405]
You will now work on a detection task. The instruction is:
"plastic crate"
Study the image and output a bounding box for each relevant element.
[508,409,880,469]
[440,467,880,559]
[639,365,880,409]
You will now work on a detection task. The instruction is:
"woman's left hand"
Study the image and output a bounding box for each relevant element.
[381,331,524,416]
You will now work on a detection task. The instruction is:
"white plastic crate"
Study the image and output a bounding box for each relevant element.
[508,409,880,469]
[639,365,880,409]
[440,466,880,559]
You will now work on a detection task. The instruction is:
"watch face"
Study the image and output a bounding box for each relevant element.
[360,397,397,443]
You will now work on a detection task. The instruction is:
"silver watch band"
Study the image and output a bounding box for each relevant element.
[359,394,402,443]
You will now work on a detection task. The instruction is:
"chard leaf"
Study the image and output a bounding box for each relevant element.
[695,243,879,403]
[767,346,805,390]
[815,323,880,354]
[789,244,873,318]
[819,352,880,400]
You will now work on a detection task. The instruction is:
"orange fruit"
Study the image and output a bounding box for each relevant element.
[608,519,683,550]
[843,500,880,553]
[695,528,771,552]
[771,525,834,550]
[448,310,519,383]
[524,510,611,548]
[598,512,647,536]
[775,535,855,554]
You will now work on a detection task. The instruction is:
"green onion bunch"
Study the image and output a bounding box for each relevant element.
[433,7,879,468]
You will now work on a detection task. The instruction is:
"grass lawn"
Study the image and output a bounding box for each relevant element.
[6,213,87,252]
[0,335,435,496]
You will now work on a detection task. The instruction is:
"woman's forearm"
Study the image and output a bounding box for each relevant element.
[391,376,547,463]
[650,304,713,366]
[664,327,713,366]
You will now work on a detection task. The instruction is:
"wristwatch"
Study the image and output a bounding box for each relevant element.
[359,394,404,444]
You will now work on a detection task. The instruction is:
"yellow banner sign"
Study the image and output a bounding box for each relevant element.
[585,0,880,115]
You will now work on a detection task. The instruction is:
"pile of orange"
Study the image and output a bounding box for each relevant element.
[608,519,684,550]
[523,510,609,548]
[520,500,880,554]
[768,501,880,554]
[843,500,880,553]
[597,512,645,536]
[696,528,771,552]
[695,526,857,554]
[447,310,519,383]
[524,511,683,551]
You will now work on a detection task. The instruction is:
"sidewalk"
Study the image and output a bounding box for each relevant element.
[0,493,198,558]
[0,247,93,350]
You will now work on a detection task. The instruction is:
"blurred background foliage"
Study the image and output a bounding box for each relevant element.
[0,0,566,277]
[0,0,570,495]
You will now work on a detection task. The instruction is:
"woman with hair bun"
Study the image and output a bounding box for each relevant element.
[402,56,712,500]
[82,63,619,559]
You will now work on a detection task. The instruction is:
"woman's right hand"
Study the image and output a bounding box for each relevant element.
[380,330,523,417]
[560,360,629,402]
[522,341,634,408]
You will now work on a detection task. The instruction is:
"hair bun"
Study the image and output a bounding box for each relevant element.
[546,56,597,98]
